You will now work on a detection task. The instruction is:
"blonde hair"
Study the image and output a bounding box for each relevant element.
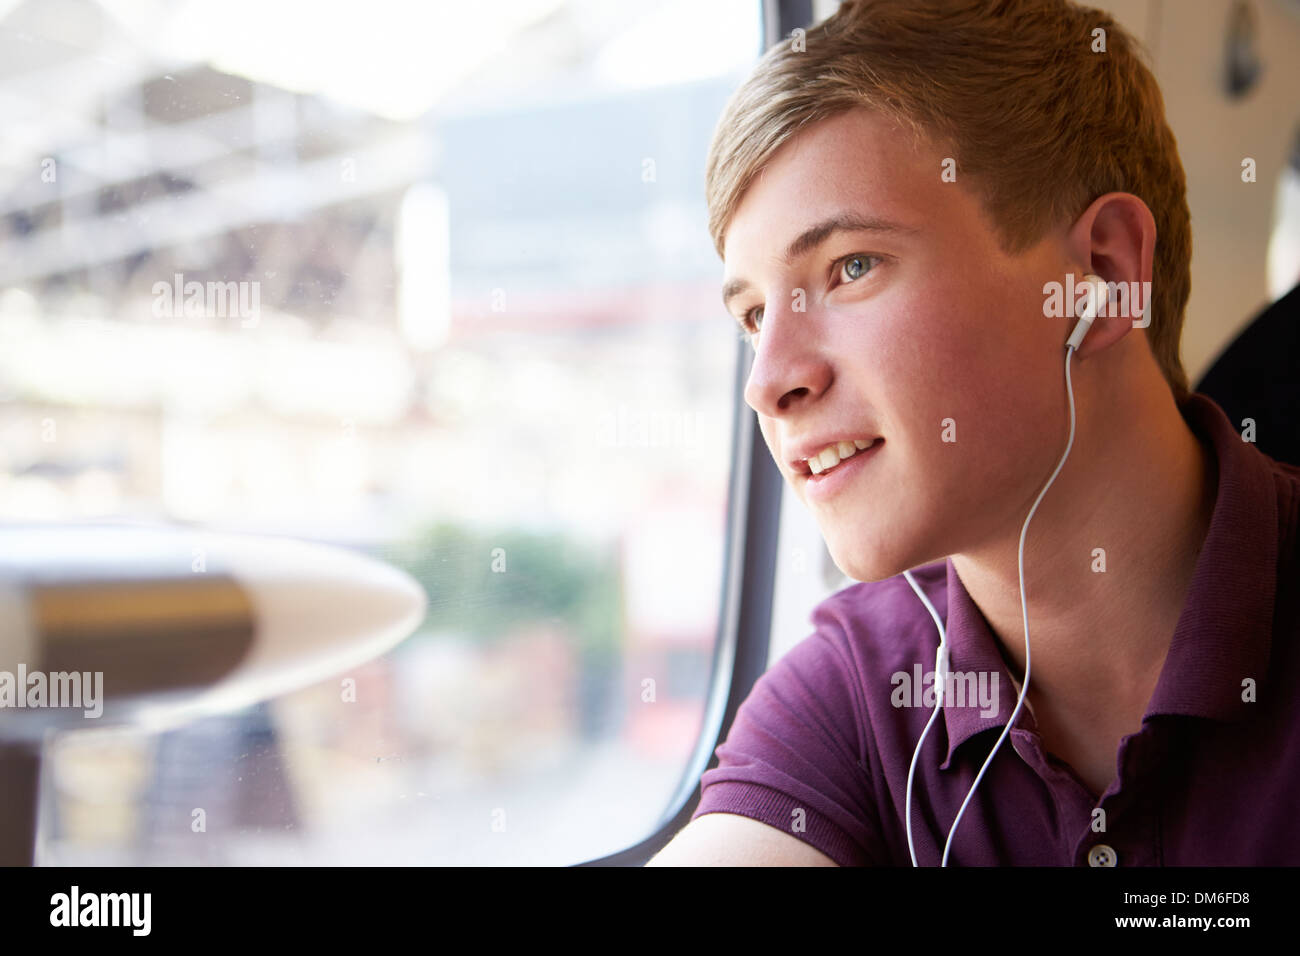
[706,0,1191,400]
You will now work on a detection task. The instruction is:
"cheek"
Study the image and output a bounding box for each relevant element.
[874,317,1049,480]
[924,357,1062,511]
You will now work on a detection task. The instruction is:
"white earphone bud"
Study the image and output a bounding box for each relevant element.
[1066,273,1107,351]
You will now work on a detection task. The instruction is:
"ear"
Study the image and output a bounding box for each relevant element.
[1064,191,1156,357]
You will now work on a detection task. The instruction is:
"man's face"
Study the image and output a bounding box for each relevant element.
[721,108,1072,581]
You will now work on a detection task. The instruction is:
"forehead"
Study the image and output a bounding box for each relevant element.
[722,109,952,266]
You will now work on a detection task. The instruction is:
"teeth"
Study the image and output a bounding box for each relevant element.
[804,438,876,476]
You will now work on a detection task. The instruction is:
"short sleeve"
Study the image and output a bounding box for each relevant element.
[690,624,886,866]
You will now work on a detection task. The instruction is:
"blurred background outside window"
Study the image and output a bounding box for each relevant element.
[0,0,760,864]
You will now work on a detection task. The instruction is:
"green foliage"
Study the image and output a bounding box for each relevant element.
[379,521,623,656]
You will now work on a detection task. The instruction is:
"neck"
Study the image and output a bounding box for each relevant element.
[951,358,1217,707]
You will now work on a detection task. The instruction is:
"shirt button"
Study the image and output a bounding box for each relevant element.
[1087,844,1118,867]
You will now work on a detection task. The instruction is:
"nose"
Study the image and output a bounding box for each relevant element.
[742,296,831,418]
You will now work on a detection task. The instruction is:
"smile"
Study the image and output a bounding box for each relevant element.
[804,438,878,475]
[801,439,883,499]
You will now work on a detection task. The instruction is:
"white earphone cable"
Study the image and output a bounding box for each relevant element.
[902,566,947,867]
[904,341,1081,866]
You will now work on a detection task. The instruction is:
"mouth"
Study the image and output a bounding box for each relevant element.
[798,438,883,499]
[795,437,880,476]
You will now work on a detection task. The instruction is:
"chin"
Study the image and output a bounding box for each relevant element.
[825,544,898,585]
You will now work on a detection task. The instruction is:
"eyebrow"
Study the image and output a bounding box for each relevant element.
[720,213,918,310]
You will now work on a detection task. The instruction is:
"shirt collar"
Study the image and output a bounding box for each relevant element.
[938,392,1279,771]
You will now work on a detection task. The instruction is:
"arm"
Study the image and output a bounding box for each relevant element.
[645,812,839,866]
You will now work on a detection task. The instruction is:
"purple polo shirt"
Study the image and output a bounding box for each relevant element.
[692,391,1300,865]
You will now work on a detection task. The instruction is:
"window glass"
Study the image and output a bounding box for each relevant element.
[1,0,760,865]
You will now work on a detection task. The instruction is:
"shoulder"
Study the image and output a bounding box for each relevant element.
[692,562,949,865]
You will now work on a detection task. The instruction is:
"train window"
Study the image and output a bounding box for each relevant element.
[3,0,763,865]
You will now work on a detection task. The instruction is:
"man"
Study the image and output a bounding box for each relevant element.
[648,0,1300,865]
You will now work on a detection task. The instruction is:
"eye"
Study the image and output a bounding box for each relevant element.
[736,304,764,344]
[838,254,881,284]
[735,254,880,346]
